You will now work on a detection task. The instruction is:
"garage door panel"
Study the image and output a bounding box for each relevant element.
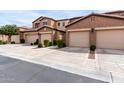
[41,34,51,43]
[26,34,38,43]
[69,31,89,47]
[97,30,124,49]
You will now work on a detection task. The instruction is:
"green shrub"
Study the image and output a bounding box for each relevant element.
[11,41,15,44]
[49,41,52,46]
[90,45,96,51]
[38,43,43,48]
[63,42,66,47]
[34,39,39,45]
[53,40,57,46]
[30,43,33,45]
[33,42,37,45]
[44,40,49,47]
[0,40,3,45]
[2,41,7,44]
[57,39,65,48]
[0,40,7,45]
[20,39,25,43]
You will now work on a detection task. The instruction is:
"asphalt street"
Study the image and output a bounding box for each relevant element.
[0,55,106,83]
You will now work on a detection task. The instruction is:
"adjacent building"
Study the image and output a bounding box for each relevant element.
[20,10,124,50]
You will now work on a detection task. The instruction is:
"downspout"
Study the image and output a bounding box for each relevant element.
[65,29,69,46]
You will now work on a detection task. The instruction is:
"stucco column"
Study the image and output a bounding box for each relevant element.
[38,33,41,43]
[90,28,96,46]
[66,30,69,46]
[20,32,25,40]
[51,30,54,42]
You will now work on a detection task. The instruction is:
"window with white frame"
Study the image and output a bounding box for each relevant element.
[62,22,65,26]
[58,22,60,26]
[43,19,48,26]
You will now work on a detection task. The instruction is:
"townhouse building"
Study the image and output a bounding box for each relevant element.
[19,10,124,50]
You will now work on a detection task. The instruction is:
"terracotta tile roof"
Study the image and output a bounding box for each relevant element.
[32,16,57,23]
[36,26,65,32]
[18,26,32,29]
[69,16,83,20]
[104,10,124,14]
[21,26,65,33]
[56,16,83,21]
[57,18,69,21]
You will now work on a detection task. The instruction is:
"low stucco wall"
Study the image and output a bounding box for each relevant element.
[0,35,20,43]
[0,35,8,42]
[11,35,20,43]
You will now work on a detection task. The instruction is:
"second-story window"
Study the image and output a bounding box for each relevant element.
[58,22,60,26]
[35,23,40,28]
[62,22,65,26]
[43,22,48,26]
[42,19,48,26]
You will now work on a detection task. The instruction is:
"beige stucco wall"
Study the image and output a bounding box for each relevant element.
[32,17,56,28]
[32,17,43,28]
[96,29,124,49]
[0,35,20,43]
[57,20,69,30]
[66,17,92,30]
[50,20,56,28]
[0,35,8,42]
[67,15,124,30]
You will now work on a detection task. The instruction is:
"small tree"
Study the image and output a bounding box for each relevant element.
[0,25,19,43]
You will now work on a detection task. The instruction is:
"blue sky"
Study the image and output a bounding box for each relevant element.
[0,10,110,27]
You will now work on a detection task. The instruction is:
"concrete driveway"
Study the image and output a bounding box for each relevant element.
[0,44,124,82]
[96,49,124,82]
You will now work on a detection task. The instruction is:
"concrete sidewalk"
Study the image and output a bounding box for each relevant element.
[0,44,124,82]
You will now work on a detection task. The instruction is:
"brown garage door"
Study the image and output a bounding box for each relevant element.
[41,34,52,44]
[69,31,89,47]
[26,34,38,44]
[97,30,124,49]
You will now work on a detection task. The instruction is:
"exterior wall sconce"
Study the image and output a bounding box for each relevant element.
[91,28,95,33]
